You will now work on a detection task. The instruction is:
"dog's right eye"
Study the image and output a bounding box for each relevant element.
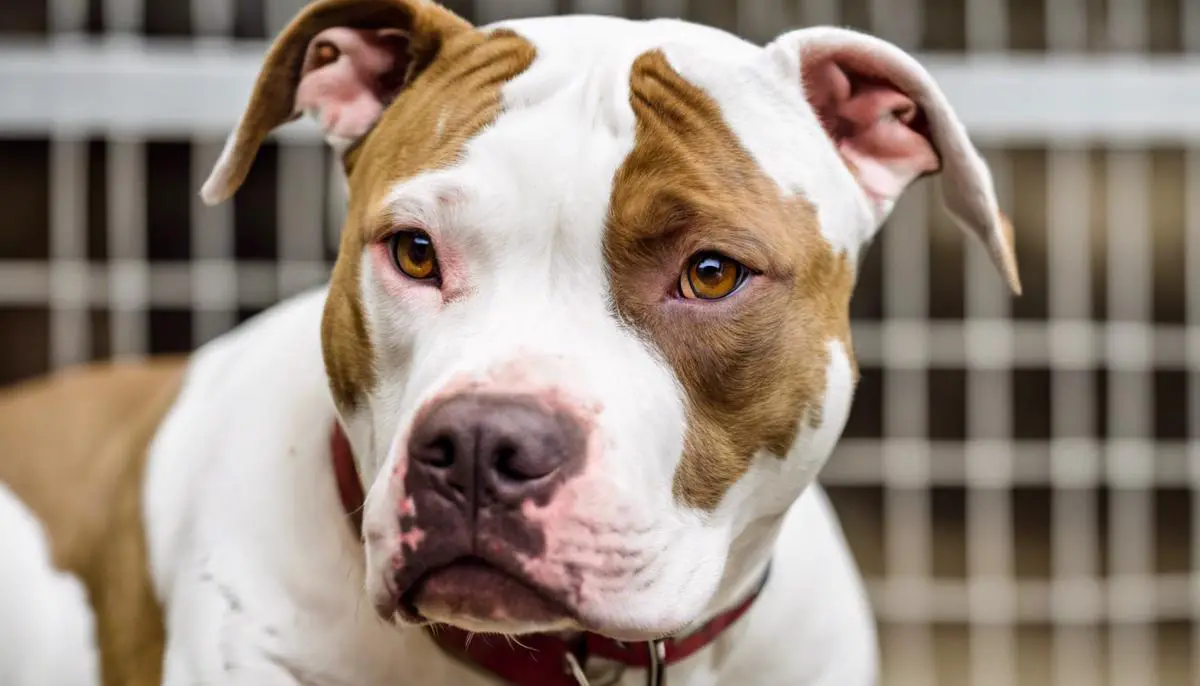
[679,251,750,301]
[389,230,440,282]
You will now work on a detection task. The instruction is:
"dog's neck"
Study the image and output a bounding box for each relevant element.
[698,517,780,626]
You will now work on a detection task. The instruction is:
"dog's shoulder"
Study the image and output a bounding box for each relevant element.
[0,286,335,686]
[142,285,336,585]
[142,287,414,685]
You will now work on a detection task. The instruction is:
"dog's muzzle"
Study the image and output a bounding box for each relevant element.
[391,391,589,623]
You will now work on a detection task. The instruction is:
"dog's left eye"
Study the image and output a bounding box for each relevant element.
[679,252,750,300]
[389,230,439,282]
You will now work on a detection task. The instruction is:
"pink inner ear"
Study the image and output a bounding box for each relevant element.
[295,27,410,143]
[803,56,941,215]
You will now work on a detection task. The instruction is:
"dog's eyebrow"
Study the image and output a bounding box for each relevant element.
[614,192,790,278]
[365,180,470,242]
[672,222,787,277]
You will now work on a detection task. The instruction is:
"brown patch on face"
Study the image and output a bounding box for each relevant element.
[322,28,536,410]
[605,50,858,511]
[0,359,186,686]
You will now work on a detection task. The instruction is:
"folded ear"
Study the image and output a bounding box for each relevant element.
[200,0,471,205]
[765,27,1021,295]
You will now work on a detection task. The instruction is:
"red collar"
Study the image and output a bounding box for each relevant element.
[330,422,769,686]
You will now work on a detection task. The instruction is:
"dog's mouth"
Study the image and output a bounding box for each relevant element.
[397,557,576,631]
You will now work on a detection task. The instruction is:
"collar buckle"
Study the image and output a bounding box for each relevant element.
[563,648,628,686]
[563,652,590,686]
[646,639,667,686]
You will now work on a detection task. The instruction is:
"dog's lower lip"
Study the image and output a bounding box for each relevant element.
[399,557,572,627]
[393,563,680,640]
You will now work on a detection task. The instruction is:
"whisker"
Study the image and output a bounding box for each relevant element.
[510,635,534,652]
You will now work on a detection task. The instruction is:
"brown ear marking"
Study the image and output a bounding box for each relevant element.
[606,50,857,512]
[200,0,471,205]
[994,211,1022,296]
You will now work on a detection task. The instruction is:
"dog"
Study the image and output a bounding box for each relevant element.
[0,1,1020,684]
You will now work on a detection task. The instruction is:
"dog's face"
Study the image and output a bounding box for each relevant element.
[205,0,1019,640]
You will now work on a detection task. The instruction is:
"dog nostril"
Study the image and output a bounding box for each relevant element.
[493,442,521,480]
[492,440,560,482]
[408,393,586,501]
[424,434,456,468]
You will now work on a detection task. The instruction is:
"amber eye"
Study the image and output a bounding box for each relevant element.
[679,252,749,300]
[389,231,439,281]
[311,40,340,69]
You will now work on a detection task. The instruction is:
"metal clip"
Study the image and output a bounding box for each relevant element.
[565,640,666,686]
[645,640,666,686]
[564,652,627,686]
[564,652,591,686]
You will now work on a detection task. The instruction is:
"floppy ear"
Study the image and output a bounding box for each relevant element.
[765,27,1021,295]
[200,0,471,205]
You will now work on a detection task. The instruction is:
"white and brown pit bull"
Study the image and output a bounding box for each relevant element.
[0,1,1021,685]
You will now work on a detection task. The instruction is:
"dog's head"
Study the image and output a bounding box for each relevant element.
[204,0,1019,640]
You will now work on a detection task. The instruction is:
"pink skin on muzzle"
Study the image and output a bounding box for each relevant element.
[370,363,637,630]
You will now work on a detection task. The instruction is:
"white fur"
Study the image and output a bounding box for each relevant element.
[4,12,1018,686]
[0,484,100,686]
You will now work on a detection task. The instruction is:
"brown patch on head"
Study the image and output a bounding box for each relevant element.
[605,50,857,511]
[322,28,536,410]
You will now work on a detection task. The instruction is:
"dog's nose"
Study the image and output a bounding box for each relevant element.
[407,393,586,504]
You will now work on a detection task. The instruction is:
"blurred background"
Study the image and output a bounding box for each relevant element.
[0,0,1196,684]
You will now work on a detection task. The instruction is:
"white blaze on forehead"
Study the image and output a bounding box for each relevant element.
[484,14,769,159]
[486,15,870,255]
